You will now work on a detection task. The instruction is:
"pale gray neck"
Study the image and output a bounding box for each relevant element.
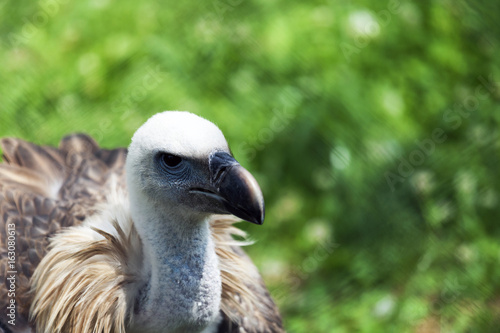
[129,192,222,333]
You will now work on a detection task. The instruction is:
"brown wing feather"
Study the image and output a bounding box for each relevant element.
[212,217,285,333]
[222,250,284,333]
[0,134,126,332]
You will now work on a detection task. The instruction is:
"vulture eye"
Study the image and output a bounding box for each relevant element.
[159,153,182,168]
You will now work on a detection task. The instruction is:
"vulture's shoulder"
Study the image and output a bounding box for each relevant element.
[212,217,285,333]
[0,134,126,332]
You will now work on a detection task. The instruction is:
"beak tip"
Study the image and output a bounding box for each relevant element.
[209,152,266,226]
[248,216,264,225]
[257,215,265,225]
[257,202,265,225]
[234,193,264,225]
[248,188,265,225]
[250,207,265,225]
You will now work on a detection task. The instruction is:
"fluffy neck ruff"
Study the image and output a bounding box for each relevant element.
[129,190,222,333]
[29,191,262,333]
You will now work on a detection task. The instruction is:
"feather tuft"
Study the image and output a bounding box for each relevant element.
[30,216,140,333]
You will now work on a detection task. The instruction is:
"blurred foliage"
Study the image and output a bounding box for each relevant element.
[1,0,500,332]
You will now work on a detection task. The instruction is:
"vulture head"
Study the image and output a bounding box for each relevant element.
[126,111,264,225]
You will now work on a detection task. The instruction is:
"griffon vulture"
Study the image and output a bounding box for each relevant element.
[0,111,284,333]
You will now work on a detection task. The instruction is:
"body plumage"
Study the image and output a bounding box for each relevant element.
[0,112,284,333]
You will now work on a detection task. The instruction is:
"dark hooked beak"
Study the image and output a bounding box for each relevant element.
[195,151,265,225]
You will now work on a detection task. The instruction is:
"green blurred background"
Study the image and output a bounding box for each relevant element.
[1,0,500,332]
